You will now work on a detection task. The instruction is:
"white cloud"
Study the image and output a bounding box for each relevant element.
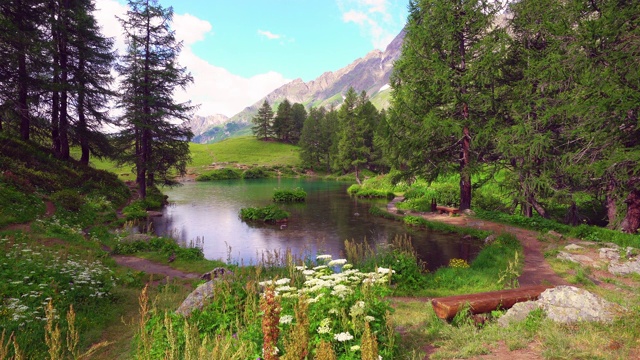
[337,0,399,50]
[93,0,289,117]
[257,29,282,40]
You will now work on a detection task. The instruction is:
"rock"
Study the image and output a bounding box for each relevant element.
[462,235,474,241]
[484,234,498,245]
[557,251,596,266]
[200,267,232,281]
[498,301,540,327]
[564,244,584,251]
[175,280,217,317]
[547,230,563,239]
[599,248,620,261]
[608,258,640,275]
[538,286,624,323]
[462,209,476,216]
[147,211,163,217]
[626,247,636,258]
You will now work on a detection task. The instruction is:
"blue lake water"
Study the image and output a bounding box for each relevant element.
[152,178,481,269]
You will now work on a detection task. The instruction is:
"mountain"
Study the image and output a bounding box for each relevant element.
[193,30,405,144]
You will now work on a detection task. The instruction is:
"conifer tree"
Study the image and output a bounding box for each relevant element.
[272,99,292,142]
[386,0,504,210]
[116,0,194,199]
[252,100,274,141]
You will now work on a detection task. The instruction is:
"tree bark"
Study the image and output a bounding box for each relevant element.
[18,50,29,141]
[58,0,70,160]
[605,178,618,229]
[78,55,89,165]
[528,194,549,219]
[620,189,640,234]
[50,0,60,155]
[460,125,472,210]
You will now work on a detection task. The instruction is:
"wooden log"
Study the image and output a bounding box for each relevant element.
[436,205,459,216]
[431,285,553,320]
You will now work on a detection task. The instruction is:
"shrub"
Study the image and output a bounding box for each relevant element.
[51,189,85,212]
[122,201,148,221]
[242,168,267,179]
[196,168,241,181]
[273,187,307,202]
[347,184,395,199]
[239,204,289,223]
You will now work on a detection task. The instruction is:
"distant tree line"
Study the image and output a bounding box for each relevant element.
[253,87,387,184]
[0,0,193,199]
[384,0,640,232]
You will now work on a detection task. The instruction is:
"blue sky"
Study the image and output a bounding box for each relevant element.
[95,0,408,117]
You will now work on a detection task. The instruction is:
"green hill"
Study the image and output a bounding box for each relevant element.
[187,136,301,176]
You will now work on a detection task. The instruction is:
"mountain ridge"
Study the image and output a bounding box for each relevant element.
[192,29,405,144]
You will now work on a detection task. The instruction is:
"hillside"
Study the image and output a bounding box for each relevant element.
[192,30,405,143]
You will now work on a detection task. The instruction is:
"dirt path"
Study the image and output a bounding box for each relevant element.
[2,200,56,232]
[387,197,567,287]
[111,255,200,280]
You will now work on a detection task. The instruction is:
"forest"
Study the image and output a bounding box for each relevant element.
[262,0,640,234]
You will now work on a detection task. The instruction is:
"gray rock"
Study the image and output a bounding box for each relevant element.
[548,230,563,239]
[484,234,497,245]
[176,280,217,317]
[201,267,232,281]
[147,211,163,217]
[608,258,640,275]
[498,301,541,327]
[538,286,624,323]
[462,209,476,216]
[626,247,636,258]
[599,248,620,261]
[564,244,584,251]
[557,251,596,266]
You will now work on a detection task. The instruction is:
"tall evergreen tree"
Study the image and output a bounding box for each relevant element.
[0,0,48,141]
[252,100,274,141]
[116,0,194,199]
[386,0,504,210]
[289,102,307,144]
[299,106,327,169]
[272,99,292,142]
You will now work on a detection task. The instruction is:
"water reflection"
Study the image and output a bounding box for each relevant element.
[153,179,481,270]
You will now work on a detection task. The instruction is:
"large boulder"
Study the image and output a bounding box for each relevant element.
[176,268,232,317]
[608,258,640,275]
[538,286,624,324]
[557,251,596,267]
[499,286,625,326]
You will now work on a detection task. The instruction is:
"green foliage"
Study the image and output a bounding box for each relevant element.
[112,236,204,261]
[196,168,241,181]
[122,201,148,221]
[51,189,85,212]
[0,184,45,227]
[347,184,395,199]
[273,187,307,202]
[239,204,289,223]
[242,167,267,179]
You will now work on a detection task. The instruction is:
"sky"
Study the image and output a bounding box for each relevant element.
[94,0,409,117]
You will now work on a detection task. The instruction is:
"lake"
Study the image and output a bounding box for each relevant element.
[152,178,481,270]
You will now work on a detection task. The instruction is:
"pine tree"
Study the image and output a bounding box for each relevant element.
[116,0,194,199]
[252,100,274,141]
[272,99,292,142]
[299,106,326,169]
[386,0,504,210]
[289,102,307,144]
[0,0,48,141]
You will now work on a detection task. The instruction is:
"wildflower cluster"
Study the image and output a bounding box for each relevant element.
[257,254,395,359]
[448,258,470,268]
[34,216,85,240]
[0,239,115,330]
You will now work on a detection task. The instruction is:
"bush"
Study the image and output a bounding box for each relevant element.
[242,167,267,179]
[273,187,307,202]
[239,204,289,222]
[122,201,148,221]
[51,189,85,212]
[347,184,395,199]
[196,168,241,181]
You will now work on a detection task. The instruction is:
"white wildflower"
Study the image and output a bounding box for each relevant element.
[275,278,290,285]
[327,259,348,266]
[279,315,294,324]
[364,315,375,322]
[316,254,332,260]
[334,332,354,342]
[350,345,361,351]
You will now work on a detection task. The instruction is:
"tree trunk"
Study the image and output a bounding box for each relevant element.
[528,194,549,219]
[565,201,580,226]
[605,178,618,229]
[354,165,361,185]
[58,0,70,160]
[459,125,472,210]
[620,189,640,234]
[78,56,89,165]
[18,51,29,141]
[50,0,60,155]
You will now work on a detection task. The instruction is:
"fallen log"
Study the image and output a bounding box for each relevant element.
[431,285,553,320]
[436,205,459,216]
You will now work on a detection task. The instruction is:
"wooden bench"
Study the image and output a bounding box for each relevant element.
[436,205,459,216]
[431,285,553,320]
